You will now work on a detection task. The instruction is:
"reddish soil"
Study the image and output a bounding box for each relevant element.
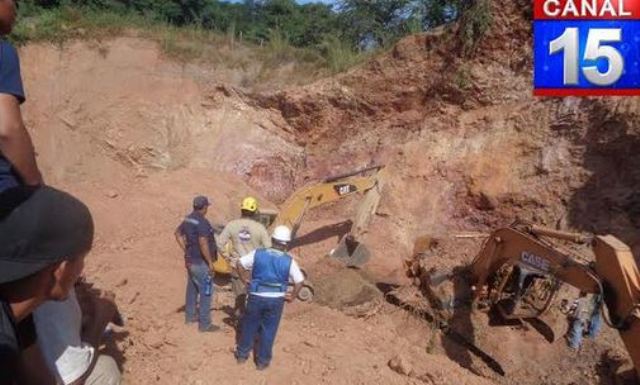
[17,1,639,384]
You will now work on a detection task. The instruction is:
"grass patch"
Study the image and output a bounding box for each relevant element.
[320,35,368,74]
[453,64,473,90]
[457,0,493,57]
[8,5,371,84]
[11,6,152,45]
[150,25,226,63]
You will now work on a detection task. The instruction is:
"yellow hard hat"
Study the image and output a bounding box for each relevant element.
[241,196,258,212]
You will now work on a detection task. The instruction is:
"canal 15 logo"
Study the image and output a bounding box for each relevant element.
[534,0,640,96]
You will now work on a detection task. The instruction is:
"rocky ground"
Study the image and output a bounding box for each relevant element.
[18,0,640,383]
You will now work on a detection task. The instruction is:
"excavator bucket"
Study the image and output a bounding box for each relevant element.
[328,173,384,267]
[212,255,232,274]
[212,229,234,274]
[330,235,371,267]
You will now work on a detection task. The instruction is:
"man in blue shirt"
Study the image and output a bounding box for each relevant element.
[0,0,43,218]
[234,225,304,370]
[0,4,101,384]
[175,196,220,333]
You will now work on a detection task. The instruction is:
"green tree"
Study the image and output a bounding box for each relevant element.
[337,0,412,49]
[15,0,474,72]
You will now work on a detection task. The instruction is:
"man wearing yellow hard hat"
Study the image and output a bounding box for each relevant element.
[218,197,271,321]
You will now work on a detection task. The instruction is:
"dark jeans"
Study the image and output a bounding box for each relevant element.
[588,308,602,337]
[236,295,285,367]
[568,317,585,349]
[231,274,247,318]
[185,263,213,330]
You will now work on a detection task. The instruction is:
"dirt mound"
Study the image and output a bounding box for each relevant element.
[21,37,304,202]
[313,268,381,310]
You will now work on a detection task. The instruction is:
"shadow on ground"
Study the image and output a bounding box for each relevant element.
[378,279,505,377]
[567,100,640,247]
[291,220,352,249]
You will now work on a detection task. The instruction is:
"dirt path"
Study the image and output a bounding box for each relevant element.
[63,167,622,385]
[63,169,498,385]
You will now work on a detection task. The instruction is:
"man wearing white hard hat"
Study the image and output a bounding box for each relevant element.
[234,225,304,370]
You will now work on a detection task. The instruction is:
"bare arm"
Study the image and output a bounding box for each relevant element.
[174,228,186,253]
[71,292,119,385]
[286,282,303,303]
[286,260,305,302]
[0,94,42,186]
[81,294,117,348]
[236,264,251,286]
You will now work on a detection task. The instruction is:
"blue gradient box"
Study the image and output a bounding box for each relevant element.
[534,0,640,96]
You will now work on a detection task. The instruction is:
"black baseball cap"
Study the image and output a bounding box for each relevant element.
[193,195,211,210]
[0,187,94,284]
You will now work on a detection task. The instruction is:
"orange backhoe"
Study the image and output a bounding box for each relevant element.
[410,222,640,380]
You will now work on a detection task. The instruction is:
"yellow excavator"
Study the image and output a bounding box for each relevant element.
[409,222,640,380]
[258,164,385,266]
[213,165,386,297]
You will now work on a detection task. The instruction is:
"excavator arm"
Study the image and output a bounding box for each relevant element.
[469,227,601,308]
[468,224,640,378]
[409,222,640,378]
[213,166,385,301]
[257,165,386,267]
[272,165,384,238]
[592,235,640,379]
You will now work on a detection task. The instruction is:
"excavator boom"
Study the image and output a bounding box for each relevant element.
[593,236,640,379]
[254,165,386,267]
[274,165,385,267]
[468,224,640,379]
[215,165,385,277]
[470,227,601,303]
[407,222,640,379]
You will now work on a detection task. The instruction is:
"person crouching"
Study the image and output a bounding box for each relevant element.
[234,225,304,370]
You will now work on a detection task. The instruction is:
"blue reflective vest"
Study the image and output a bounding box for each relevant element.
[248,248,292,294]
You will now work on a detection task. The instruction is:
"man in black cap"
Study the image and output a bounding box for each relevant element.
[175,195,219,332]
[0,186,94,385]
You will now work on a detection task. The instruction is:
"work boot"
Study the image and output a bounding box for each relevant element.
[199,324,221,333]
[256,363,269,371]
[234,351,248,364]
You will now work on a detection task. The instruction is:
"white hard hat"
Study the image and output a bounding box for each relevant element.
[272,225,292,243]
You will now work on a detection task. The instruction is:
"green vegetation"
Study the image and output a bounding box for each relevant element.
[453,64,472,90]
[456,0,493,57]
[11,5,151,45]
[12,1,485,72]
